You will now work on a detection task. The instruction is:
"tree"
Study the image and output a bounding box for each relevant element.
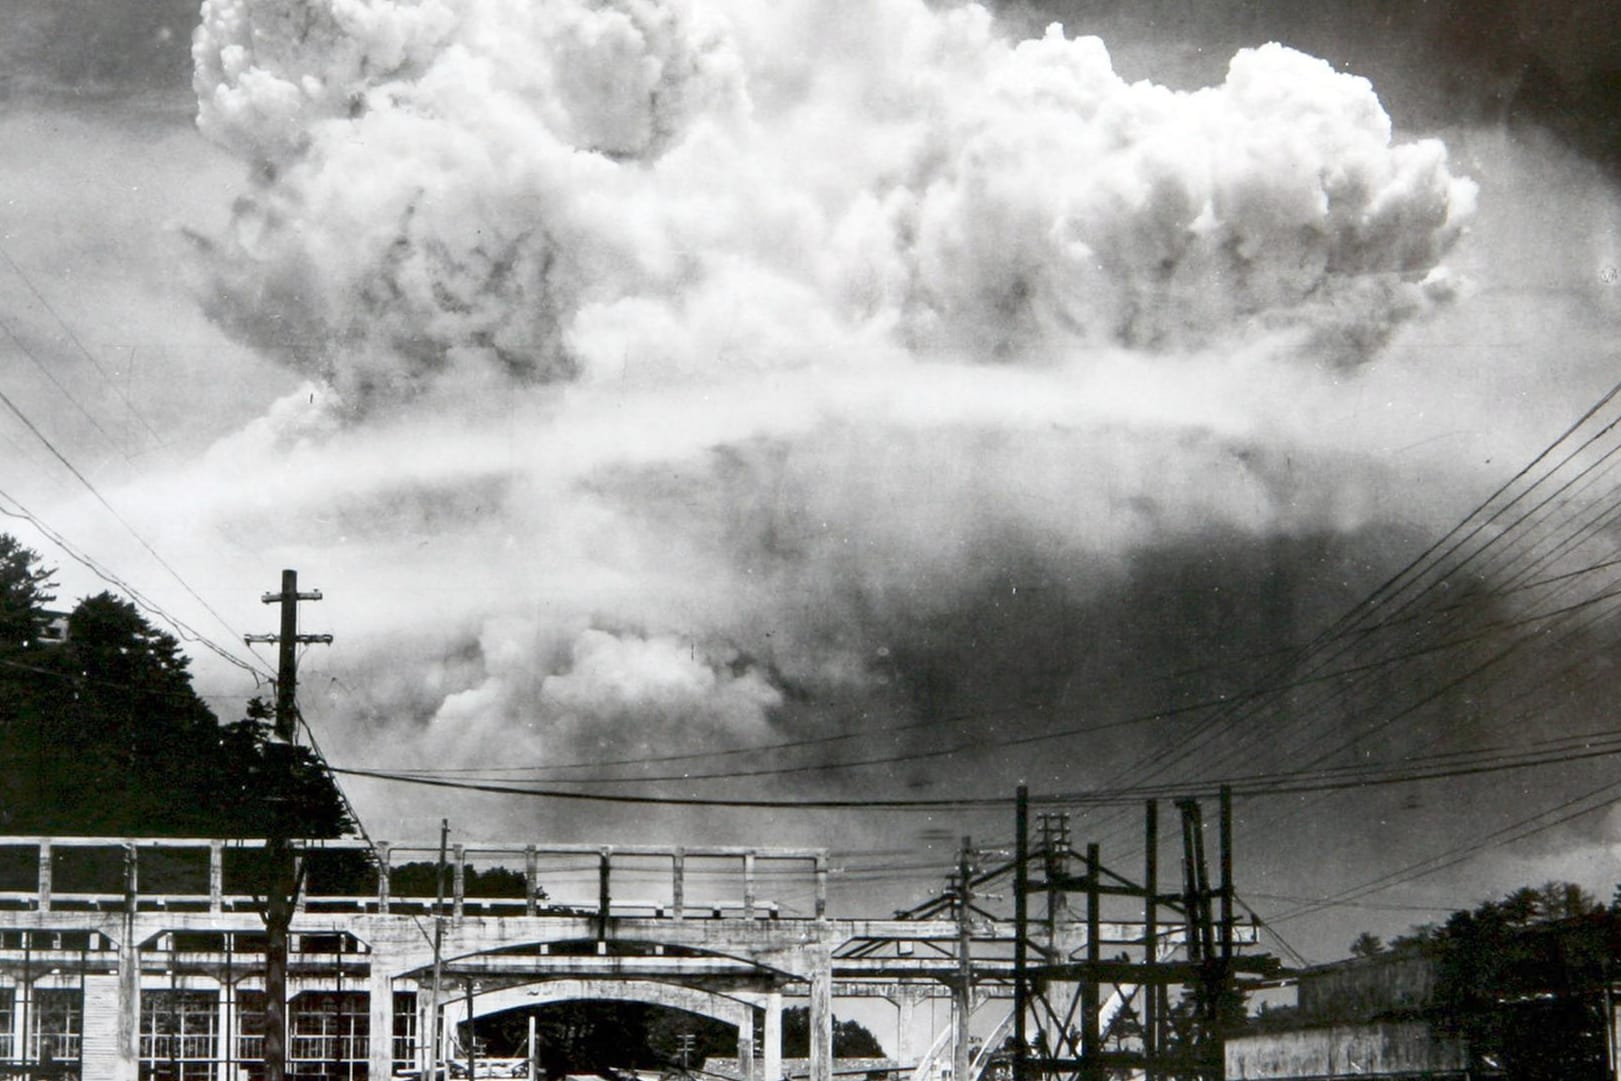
[781,1007,887,1058]
[42,591,227,834]
[1495,885,1545,927]
[0,537,58,821]
[208,697,354,839]
[384,860,541,900]
[1387,923,1438,953]
[644,1008,736,1071]
[0,534,55,650]
[1415,882,1612,1081]
[1538,880,1600,921]
[0,534,352,841]
[1348,931,1384,958]
[833,1018,886,1058]
[479,1003,734,1076]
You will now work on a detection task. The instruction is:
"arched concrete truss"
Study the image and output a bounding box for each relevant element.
[423,925,819,983]
[0,841,878,1081]
[448,978,754,1030]
[438,978,781,1081]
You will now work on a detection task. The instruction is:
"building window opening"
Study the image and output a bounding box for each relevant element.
[290,991,368,1081]
[0,986,15,1062]
[33,987,82,1072]
[393,992,416,1075]
[236,990,266,1080]
[140,990,216,1081]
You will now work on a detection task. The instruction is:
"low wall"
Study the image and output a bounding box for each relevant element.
[1226,1020,1466,1079]
[1297,953,1437,1021]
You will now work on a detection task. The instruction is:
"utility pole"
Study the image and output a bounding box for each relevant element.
[678,1033,696,1073]
[246,570,334,741]
[953,837,974,1081]
[1012,786,1028,1081]
[245,569,331,1081]
[428,820,449,1081]
[465,980,477,1081]
[526,1014,537,1081]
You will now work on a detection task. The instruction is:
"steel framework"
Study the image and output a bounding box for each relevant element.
[1009,785,1276,1081]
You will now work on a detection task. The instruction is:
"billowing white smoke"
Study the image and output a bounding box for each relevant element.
[192,0,1473,389]
[182,0,1481,810]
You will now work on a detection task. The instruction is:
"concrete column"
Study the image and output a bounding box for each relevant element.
[952,983,971,1081]
[763,993,783,1081]
[375,843,391,915]
[368,961,395,1081]
[525,847,538,916]
[894,987,924,1071]
[809,956,833,1081]
[116,927,139,1081]
[215,981,232,1081]
[208,843,223,914]
[416,989,434,1073]
[37,842,51,913]
[113,847,140,1081]
[453,847,466,921]
[1610,993,1621,1081]
[738,1016,754,1081]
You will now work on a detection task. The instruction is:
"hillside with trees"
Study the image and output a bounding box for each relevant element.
[0,533,350,839]
[1322,881,1619,1080]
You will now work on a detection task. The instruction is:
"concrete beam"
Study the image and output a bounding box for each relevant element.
[439,978,753,1034]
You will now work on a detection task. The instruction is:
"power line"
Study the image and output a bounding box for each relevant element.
[0,243,163,445]
[0,315,125,453]
[1263,586,1621,784]
[328,766,1014,810]
[295,707,378,854]
[0,399,268,677]
[1232,893,1311,969]
[1147,562,1621,893]
[0,486,267,678]
[1243,892,1461,916]
[0,656,253,705]
[1200,396,1621,858]
[1076,380,1621,849]
[352,573,1621,790]
[358,698,1046,776]
[326,383,1621,815]
[1265,776,1621,927]
[333,724,1621,809]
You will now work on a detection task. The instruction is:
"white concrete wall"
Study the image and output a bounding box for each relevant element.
[1226,1021,1467,1079]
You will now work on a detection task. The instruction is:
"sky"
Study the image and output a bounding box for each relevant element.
[2,0,1621,983]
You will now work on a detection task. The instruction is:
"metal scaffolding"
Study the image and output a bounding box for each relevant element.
[1007,785,1275,1081]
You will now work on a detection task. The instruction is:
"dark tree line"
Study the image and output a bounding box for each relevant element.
[479,1002,736,1076]
[0,534,350,839]
[780,1007,887,1058]
[1427,883,1611,1081]
[1340,881,1618,1081]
